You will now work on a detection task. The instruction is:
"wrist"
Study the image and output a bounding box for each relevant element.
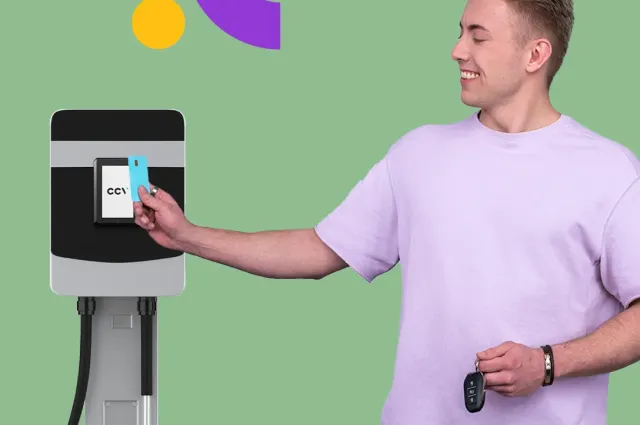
[547,343,573,379]
[174,222,198,252]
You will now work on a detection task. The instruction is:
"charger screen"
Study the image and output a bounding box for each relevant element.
[101,165,133,219]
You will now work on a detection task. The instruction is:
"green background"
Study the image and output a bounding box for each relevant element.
[1,0,638,423]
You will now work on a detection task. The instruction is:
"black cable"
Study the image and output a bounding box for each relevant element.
[68,297,96,425]
[141,314,152,395]
[138,297,157,396]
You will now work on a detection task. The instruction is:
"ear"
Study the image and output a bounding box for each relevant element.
[525,38,553,74]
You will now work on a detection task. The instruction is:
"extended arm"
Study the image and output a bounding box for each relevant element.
[552,299,640,378]
[176,226,348,280]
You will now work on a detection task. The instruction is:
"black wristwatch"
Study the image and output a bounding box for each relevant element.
[541,345,555,386]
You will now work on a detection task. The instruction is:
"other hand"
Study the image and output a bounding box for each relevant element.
[476,341,546,397]
[133,184,192,250]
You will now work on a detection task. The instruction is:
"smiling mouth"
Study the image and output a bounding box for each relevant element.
[461,71,480,80]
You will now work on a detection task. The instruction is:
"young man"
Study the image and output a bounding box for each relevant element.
[134,0,640,423]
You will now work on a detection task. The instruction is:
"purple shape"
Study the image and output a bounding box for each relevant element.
[197,0,281,50]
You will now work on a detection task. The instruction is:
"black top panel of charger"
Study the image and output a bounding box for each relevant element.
[51,110,185,141]
[51,166,185,263]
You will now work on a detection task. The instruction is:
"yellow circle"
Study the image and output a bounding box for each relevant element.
[132,0,186,49]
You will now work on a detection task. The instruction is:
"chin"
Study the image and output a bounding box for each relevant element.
[460,91,481,108]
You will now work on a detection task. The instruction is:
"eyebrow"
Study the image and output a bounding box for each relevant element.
[459,21,490,32]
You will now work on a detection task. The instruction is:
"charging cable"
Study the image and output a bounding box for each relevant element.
[68,297,96,425]
[67,297,155,425]
[138,297,157,425]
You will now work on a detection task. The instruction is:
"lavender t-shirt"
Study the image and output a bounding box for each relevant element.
[315,112,640,425]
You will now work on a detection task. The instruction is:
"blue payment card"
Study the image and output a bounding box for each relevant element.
[128,156,150,202]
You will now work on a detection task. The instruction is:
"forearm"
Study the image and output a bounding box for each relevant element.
[175,225,346,279]
[552,300,640,379]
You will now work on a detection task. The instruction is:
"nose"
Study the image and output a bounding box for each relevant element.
[451,39,468,63]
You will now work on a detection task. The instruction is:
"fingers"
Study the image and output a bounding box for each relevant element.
[477,341,514,360]
[477,357,510,373]
[145,209,156,229]
[133,201,155,230]
[486,384,516,396]
[138,185,162,210]
[148,183,176,204]
[133,183,177,232]
[135,213,155,230]
[484,370,515,388]
[133,202,147,219]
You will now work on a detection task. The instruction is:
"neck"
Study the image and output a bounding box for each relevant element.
[478,87,560,133]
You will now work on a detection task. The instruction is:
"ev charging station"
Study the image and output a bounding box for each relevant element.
[49,110,186,425]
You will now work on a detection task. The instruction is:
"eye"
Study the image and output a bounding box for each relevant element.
[473,38,485,43]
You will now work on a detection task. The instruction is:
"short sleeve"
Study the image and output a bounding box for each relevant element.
[600,177,640,308]
[314,156,399,283]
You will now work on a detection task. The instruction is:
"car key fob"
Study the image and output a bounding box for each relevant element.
[464,360,485,413]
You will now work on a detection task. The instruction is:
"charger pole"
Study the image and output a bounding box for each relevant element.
[84,297,158,425]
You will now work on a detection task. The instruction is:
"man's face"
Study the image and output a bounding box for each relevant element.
[451,0,530,109]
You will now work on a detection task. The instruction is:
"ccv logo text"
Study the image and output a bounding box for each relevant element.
[106,187,128,195]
